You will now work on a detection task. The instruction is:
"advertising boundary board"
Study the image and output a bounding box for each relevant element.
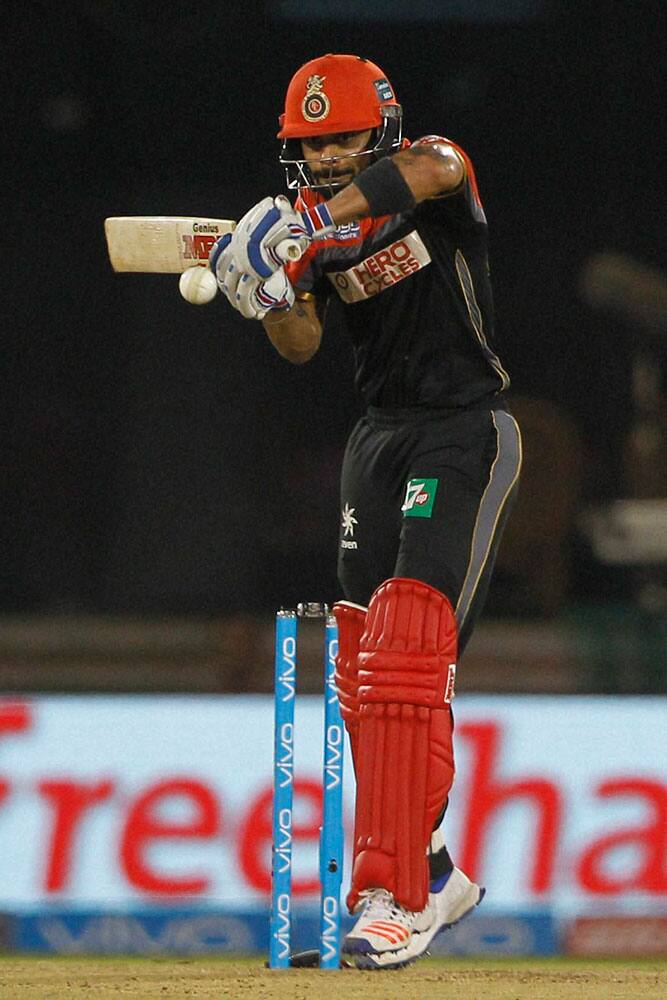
[4,909,666,958]
[9,907,558,957]
[0,694,664,935]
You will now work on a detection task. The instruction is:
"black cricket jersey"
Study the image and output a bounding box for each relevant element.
[285,137,510,410]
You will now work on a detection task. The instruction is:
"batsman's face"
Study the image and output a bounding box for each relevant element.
[300,129,373,187]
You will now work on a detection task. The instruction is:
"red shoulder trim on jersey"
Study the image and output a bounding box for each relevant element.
[410,135,483,210]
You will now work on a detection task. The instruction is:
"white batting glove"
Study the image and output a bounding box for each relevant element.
[228,196,303,280]
[239,269,295,321]
[218,195,336,281]
[212,238,294,320]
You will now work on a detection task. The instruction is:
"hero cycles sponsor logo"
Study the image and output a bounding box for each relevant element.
[329,230,431,303]
[0,702,665,900]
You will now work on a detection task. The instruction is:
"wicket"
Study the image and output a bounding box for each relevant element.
[269,603,344,969]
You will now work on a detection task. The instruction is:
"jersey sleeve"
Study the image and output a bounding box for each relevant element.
[411,135,487,227]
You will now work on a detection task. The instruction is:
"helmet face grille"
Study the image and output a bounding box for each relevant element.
[279,107,403,194]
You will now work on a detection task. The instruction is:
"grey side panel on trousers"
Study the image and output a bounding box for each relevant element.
[455,410,522,631]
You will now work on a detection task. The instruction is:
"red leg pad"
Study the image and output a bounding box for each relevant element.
[347,577,457,913]
[332,601,366,773]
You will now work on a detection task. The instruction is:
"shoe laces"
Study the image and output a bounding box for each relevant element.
[358,888,417,925]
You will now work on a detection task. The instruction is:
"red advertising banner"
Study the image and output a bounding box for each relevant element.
[0,695,664,916]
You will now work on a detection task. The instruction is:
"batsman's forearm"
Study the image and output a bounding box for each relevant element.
[325,182,374,225]
[325,145,465,225]
[261,297,322,364]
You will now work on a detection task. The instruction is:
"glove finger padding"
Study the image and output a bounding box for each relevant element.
[272,195,312,254]
[255,269,294,318]
[235,273,263,319]
[348,577,457,914]
[233,197,278,279]
[234,196,307,279]
[234,269,294,321]
[219,261,243,305]
[212,236,244,305]
[209,233,232,276]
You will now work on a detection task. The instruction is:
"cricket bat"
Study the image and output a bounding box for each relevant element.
[104,217,236,273]
[104,216,303,274]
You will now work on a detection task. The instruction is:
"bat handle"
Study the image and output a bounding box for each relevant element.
[276,238,303,263]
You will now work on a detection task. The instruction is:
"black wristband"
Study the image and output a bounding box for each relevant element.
[352,156,417,217]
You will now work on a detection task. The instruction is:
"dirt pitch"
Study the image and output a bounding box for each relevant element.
[0,956,665,1000]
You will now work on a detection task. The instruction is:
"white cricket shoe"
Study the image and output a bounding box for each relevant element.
[343,887,421,956]
[346,867,485,970]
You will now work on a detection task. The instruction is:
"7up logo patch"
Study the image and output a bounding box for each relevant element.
[401,478,438,517]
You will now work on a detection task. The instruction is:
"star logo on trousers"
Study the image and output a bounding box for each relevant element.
[341,503,358,538]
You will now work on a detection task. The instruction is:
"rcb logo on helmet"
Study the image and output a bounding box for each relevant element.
[301,75,331,124]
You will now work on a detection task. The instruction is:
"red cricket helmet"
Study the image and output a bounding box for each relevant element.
[277,54,403,192]
[278,53,401,138]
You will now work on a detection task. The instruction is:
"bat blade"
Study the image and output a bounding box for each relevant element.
[104,216,235,273]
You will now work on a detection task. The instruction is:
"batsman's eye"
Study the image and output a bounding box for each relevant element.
[338,131,370,148]
[304,130,366,152]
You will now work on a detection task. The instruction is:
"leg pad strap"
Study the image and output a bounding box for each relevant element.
[333,601,366,771]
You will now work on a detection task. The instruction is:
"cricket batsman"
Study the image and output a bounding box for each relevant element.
[210,53,522,969]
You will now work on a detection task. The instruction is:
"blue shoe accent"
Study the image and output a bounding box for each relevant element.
[429,870,453,893]
[342,936,376,955]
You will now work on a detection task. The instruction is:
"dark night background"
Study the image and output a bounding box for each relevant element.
[2,1,665,622]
